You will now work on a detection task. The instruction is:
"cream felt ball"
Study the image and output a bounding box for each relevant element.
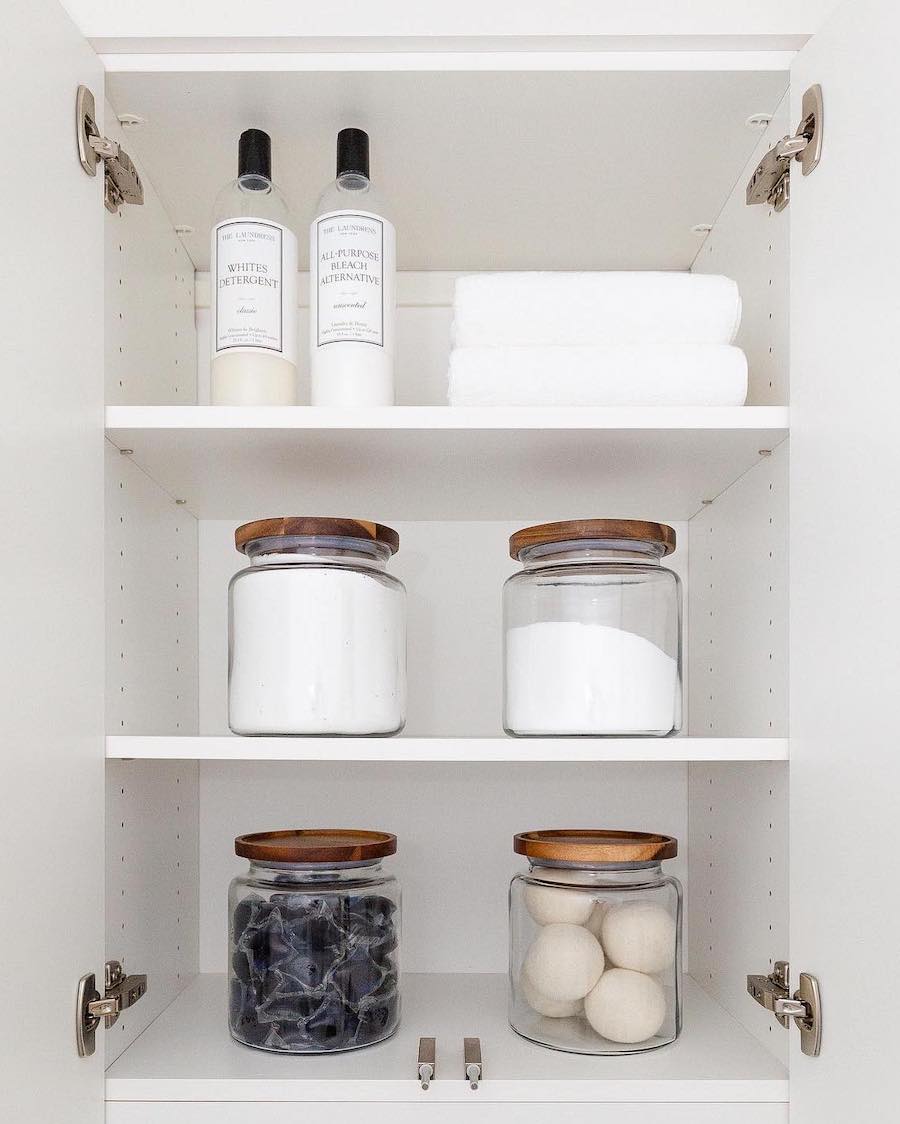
[584,968,667,1044]
[523,922,605,1001]
[519,970,583,1018]
[525,868,594,926]
[600,902,676,974]
[584,900,612,939]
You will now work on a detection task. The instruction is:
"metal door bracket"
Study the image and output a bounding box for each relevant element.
[76,85,144,214]
[747,960,822,1056]
[746,84,823,212]
[464,1037,482,1089]
[76,960,148,1057]
[417,1037,436,1089]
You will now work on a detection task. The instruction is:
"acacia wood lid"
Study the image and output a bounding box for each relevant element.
[235,517,400,555]
[514,829,678,864]
[509,519,676,560]
[235,829,397,864]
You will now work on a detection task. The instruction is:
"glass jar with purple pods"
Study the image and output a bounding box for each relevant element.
[228,829,400,1053]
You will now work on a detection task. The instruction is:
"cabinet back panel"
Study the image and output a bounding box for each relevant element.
[198,760,688,974]
[198,518,689,738]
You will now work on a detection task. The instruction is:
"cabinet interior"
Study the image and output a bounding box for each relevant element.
[101,62,792,1103]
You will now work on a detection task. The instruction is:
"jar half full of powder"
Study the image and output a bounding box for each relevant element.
[503,519,682,736]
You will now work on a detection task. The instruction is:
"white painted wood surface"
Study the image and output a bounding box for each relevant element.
[688,445,788,738]
[105,69,786,272]
[105,974,786,1104]
[105,759,199,1063]
[61,0,837,44]
[0,2,104,1120]
[790,0,900,1118]
[107,1103,787,1124]
[104,107,196,405]
[106,735,789,761]
[104,409,788,521]
[691,98,790,406]
[197,762,687,974]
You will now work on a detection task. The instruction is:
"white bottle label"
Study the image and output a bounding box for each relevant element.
[314,211,388,347]
[213,219,297,361]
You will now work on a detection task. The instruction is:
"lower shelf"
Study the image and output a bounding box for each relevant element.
[105,973,787,1105]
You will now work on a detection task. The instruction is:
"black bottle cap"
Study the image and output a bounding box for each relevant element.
[238,129,272,181]
[337,128,369,179]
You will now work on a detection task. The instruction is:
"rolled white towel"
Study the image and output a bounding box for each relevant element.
[447,345,748,407]
[452,272,741,347]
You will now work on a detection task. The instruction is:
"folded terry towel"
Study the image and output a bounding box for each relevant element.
[448,345,748,407]
[452,272,741,348]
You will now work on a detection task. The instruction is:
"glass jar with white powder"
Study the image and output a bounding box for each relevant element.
[503,520,681,736]
[229,517,406,735]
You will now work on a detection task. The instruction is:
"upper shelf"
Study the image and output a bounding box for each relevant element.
[105,405,789,521]
[105,973,787,1105]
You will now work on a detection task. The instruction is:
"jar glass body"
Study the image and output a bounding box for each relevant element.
[228,534,407,735]
[229,859,401,1053]
[503,541,682,736]
[509,861,682,1054]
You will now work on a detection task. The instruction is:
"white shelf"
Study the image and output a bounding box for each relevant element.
[105,405,789,521]
[105,735,789,762]
[105,973,787,1105]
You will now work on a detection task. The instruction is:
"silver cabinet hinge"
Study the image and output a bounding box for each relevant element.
[746,84,823,212]
[747,960,822,1056]
[76,85,144,215]
[76,959,148,1057]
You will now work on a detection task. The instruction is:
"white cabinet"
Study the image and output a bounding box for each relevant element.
[5,1,897,1120]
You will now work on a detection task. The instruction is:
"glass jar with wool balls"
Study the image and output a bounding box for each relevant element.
[509,829,682,1055]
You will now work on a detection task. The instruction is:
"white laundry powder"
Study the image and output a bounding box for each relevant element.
[505,621,678,735]
[229,564,406,735]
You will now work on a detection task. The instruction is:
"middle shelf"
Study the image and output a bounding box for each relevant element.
[105,735,789,762]
[105,405,789,521]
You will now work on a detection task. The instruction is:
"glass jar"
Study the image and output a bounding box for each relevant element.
[503,519,682,736]
[229,829,401,1053]
[509,830,682,1055]
[228,517,407,735]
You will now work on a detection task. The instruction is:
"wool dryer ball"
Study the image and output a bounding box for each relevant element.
[519,970,583,1018]
[584,968,667,1044]
[524,868,595,926]
[584,899,611,939]
[601,902,676,974]
[523,923,605,1001]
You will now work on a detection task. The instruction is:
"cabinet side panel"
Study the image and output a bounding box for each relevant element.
[105,759,199,1063]
[688,444,787,737]
[105,103,195,405]
[106,442,198,735]
[691,97,789,406]
[688,761,788,1062]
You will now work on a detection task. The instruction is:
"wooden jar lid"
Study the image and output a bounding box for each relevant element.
[235,829,397,864]
[509,519,676,560]
[514,829,678,864]
[235,517,400,555]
